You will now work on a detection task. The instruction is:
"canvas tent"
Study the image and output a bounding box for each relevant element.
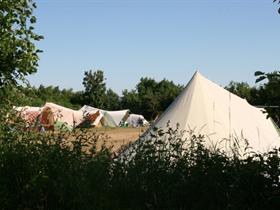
[107,110,130,126]
[80,105,117,127]
[14,106,41,113]
[80,105,99,114]
[101,112,118,127]
[80,105,129,127]
[40,102,84,131]
[76,110,102,128]
[126,114,149,127]
[138,71,280,154]
[14,106,41,126]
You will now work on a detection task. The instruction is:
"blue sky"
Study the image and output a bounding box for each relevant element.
[28,0,280,94]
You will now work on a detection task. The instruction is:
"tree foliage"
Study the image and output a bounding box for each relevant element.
[0,0,43,88]
[254,71,280,123]
[17,85,82,109]
[121,77,183,120]
[82,70,106,109]
[225,81,253,101]
[104,88,121,110]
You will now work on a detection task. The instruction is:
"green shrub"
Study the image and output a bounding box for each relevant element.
[0,112,280,210]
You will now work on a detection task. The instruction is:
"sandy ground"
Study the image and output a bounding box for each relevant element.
[75,127,148,152]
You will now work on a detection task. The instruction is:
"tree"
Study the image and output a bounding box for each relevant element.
[156,79,183,113]
[0,0,43,88]
[122,77,183,120]
[82,70,106,108]
[136,78,183,119]
[254,71,280,124]
[104,88,121,110]
[136,78,159,119]
[121,89,140,114]
[225,81,252,101]
[273,0,280,13]
[70,90,85,107]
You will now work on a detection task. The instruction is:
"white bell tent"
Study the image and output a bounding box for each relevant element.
[145,71,280,154]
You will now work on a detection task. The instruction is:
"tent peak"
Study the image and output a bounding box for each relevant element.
[193,70,202,77]
[191,70,204,82]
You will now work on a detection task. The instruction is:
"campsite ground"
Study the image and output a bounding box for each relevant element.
[87,127,148,152]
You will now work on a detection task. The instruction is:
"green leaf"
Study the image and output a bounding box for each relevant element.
[255,76,266,83]
[0,0,42,88]
[254,71,265,76]
[30,16,36,24]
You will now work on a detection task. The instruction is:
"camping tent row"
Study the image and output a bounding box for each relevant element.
[15,103,149,131]
[126,71,280,155]
[80,105,149,128]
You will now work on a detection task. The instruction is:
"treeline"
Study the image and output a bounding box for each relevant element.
[15,70,280,123]
[15,70,183,121]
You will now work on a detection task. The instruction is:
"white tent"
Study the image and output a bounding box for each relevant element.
[80,105,99,114]
[14,106,41,113]
[107,110,130,126]
[80,105,130,126]
[43,102,84,128]
[79,107,116,127]
[126,114,149,127]
[14,106,42,125]
[142,71,280,154]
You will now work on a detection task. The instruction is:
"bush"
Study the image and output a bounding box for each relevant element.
[0,113,280,210]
